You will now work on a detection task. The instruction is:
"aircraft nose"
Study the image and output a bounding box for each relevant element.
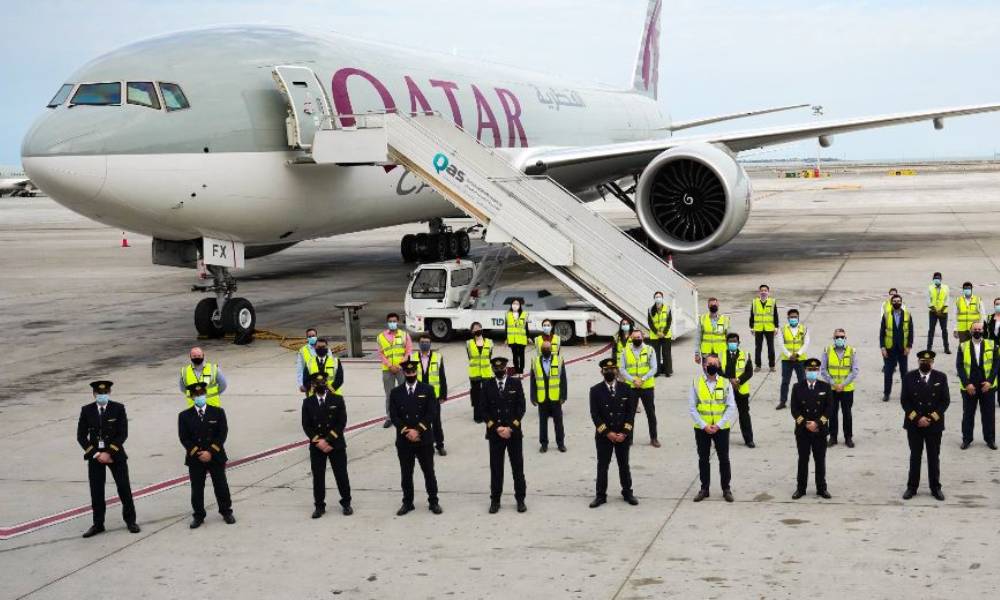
[21,110,108,204]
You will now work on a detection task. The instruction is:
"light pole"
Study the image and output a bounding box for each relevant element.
[812,105,824,175]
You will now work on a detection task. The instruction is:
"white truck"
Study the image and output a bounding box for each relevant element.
[404,259,617,343]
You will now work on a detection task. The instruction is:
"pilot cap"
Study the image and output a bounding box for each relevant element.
[186,381,208,394]
[400,360,419,371]
[917,350,936,360]
[804,357,821,368]
[491,357,509,368]
[599,358,617,369]
[90,380,113,393]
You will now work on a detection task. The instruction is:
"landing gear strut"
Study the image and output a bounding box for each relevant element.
[401,219,475,263]
[192,265,256,343]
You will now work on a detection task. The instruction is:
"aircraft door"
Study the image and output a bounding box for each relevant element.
[271,66,333,150]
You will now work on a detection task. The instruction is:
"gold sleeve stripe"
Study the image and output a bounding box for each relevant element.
[211,444,221,452]
[908,411,918,420]
[597,424,607,433]
[513,420,520,427]
[487,420,495,428]
[795,416,804,425]
[819,417,829,424]
[110,444,120,451]
[311,436,321,442]
[418,423,428,431]
[329,430,339,439]
[930,412,941,421]
[189,446,199,456]
[623,423,633,431]
[84,445,94,454]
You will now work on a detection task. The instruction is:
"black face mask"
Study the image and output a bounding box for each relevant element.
[705,365,720,376]
[708,305,719,314]
[494,369,506,379]
[316,348,328,357]
[972,331,983,340]
[892,304,902,310]
[919,363,932,373]
[542,350,552,358]
[472,330,482,338]
[632,340,642,348]
[191,357,204,366]
[404,374,418,384]
[602,371,616,383]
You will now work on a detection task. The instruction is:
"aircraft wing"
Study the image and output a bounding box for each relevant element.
[520,103,1000,190]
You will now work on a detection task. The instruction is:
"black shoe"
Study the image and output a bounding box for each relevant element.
[396,503,415,516]
[189,518,204,529]
[342,506,353,516]
[882,395,889,402]
[311,507,325,519]
[988,443,998,450]
[723,490,734,503]
[754,366,761,373]
[382,420,392,429]
[516,500,527,513]
[558,445,567,453]
[827,439,838,448]
[429,503,443,515]
[817,490,832,499]
[623,494,639,506]
[932,489,945,501]
[792,490,805,500]
[437,447,447,456]
[81,525,105,538]
[902,489,916,500]
[539,445,547,453]
[746,441,756,448]
[775,403,786,410]
[589,497,606,508]
[222,513,236,525]
[961,441,972,450]
[769,366,776,373]
[693,489,709,502]
[126,522,141,534]
[489,501,500,514]
[944,348,952,355]
[845,439,855,448]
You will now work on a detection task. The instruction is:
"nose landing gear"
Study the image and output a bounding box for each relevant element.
[192,265,256,344]
[401,219,476,263]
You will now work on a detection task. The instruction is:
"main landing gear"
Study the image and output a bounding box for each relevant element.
[400,218,474,263]
[192,265,256,344]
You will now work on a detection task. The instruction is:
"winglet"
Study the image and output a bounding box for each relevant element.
[631,0,662,99]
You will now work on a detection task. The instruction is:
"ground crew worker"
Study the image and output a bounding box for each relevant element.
[820,328,859,448]
[589,358,639,508]
[695,297,729,363]
[880,288,900,317]
[482,357,527,514]
[954,282,983,344]
[927,274,950,354]
[388,360,441,515]
[750,284,779,372]
[530,340,567,453]
[178,381,235,528]
[721,333,754,448]
[956,321,997,450]
[985,298,1000,344]
[301,372,352,518]
[411,333,448,456]
[533,318,561,356]
[776,309,809,410]
[77,380,139,538]
[647,291,673,377]
[620,329,659,447]
[790,358,833,499]
[304,338,344,395]
[880,294,913,402]
[379,313,412,429]
[178,347,227,407]
[506,298,528,374]
[690,354,737,503]
[611,318,634,367]
[296,327,318,393]
[466,322,493,423]
[901,350,949,501]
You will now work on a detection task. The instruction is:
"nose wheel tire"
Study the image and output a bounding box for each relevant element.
[194,298,226,339]
[223,297,256,344]
[401,234,418,262]
[553,321,575,344]
[456,231,471,257]
[428,318,453,342]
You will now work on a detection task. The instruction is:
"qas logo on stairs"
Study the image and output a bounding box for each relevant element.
[432,152,465,183]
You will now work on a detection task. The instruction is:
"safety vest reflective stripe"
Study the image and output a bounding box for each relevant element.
[377,332,407,371]
[825,346,856,392]
[533,334,561,355]
[751,298,776,332]
[960,339,995,389]
[623,345,655,389]
[782,325,807,359]
[506,311,528,345]
[299,344,313,364]
[956,296,981,332]
[720,350,750,395]
[648,305,673,340]
[466,339,493,379]
[883,309,911,349]
[181,363,221,407]
[928,284,949,312]
[304,355,342,395]
[410,351,442,398]
[699,314,730,355]
[532,355,561,402]
[694,376,730,429]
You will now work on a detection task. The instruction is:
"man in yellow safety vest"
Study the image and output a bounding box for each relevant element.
[530,340,568,453]
[620,330,660,448]
[880,294,913,402]
[721,333,754,448]
[749,284,779,372]
[954,282,983,345]
[296,327,319,393]
[696,297,729,364]
[647,291,673,377]
[303,338,344,396]
[379,313,412,428]
[179,347,227,408]
[776,309,809,410]
[466,321,493,424]
[689,354,737,503]
[957,321,997,450]
[411,333,448,456]
[927,273,950,354]
[820,328,859,448]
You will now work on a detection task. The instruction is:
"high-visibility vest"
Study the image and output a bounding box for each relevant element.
[410,351,442,398]
[882,309,911,349]
[466,338,493,380]
[882,299,894,317]
[694,376,731,429]
[377,331,407,371]
[533,334,561,355]
[532,354,562,402]
[751,297,776,332]
[928,284,949,313]
[298,344,314,366]
[782,325,807,361]
[623,344,655,389]
[825,345,856,392]
[181,362,221,407]
[648,305,673,340]
[959,339,996,390]
[956,295,982,333]
[305,354,342,395]
[699,313,730,355]
[720,350,750,395]
[506,311,528,345]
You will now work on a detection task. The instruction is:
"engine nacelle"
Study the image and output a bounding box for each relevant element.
[635,142,752,253]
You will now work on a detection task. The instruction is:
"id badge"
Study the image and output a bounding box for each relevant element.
[98,440,106,449]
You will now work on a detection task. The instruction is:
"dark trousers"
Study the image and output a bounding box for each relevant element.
[489,437,526,501]
[538,402,565,447]
[310,448,351,508]
[631,388,658,441]
[927,312,950,351]
[754,331,776,368]
[961,390,996,444]
[432,402,445,449]
[907,429,942,491]
[470,379,484,423]
[188,461,232,519]
[397,443,438,505]
[829,390,854,441]
[734,392,754,444]
[694,428,731,491]
[883,351,908,396]
[795,430,828,493]
[595,437,632,499]
[88,459,136,526]
[510,344,526,373]
[651,338,672,376]
[779,361,805,406]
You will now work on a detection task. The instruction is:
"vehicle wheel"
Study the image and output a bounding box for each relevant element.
[222,297,256,343]
[456,231,471,257]
[194,298,225,338]
[414,233,429,262]
[553,321,575,344]
[401,234,418,262]
[445,232,459,258]
[424,234,447,262]
[428,318,453,342]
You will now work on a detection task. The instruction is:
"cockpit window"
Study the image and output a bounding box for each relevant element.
[47,84,74,108]
[127,82,160,109]
[158,82,190,111]
[71,82,122,106]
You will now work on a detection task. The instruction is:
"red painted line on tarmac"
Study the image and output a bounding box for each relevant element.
[0,343,610,540]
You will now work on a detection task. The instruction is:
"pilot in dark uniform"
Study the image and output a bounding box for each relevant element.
[588,358,639,508]
[178,381,235,528]
[481,356,527,514]
[301,371,352,518]
[77,380,140,538]
[388,360,441,516]
[790,358,833,499]
[901,350,950,500]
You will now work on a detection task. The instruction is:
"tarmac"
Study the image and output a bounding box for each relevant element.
[3,169,1000,599]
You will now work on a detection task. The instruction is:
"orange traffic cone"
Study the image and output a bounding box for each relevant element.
[121,232,130,248]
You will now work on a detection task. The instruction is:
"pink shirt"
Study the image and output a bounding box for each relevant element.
[378,329,413,367]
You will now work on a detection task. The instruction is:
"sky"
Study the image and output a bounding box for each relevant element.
[2,0,1000,165]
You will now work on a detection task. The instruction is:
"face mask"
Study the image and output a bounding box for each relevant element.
[654,296,663,305]
[995,305,1000,314]
[191,357,204,366]
[494,369,506,379]
[727,342,738,352]
[919,362,932,374]
[95,394,110,405]
[834,338,846,348]
[473,330,483,338]
[892,304,902,310]
[705,365,720,376]
[760,292,768,299]
[542,325,552,334]
[603,371,616,382]
[972,331,983,340]
[316,348,328,357]
[632,339,642,348]
[621,324,630,333]
[542,350,552,358]
[788,318,799,327]
[964,289,973,298]
[193,395,207,408]
[388,321,398,331]
[708,305,718,314]
[404,374,417,384]
[419,342,431,352]
[511,303,520,311]
[315,388,327,397]
[806,371,819,382]
[932,279,941,286]
[307,336,318,346]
